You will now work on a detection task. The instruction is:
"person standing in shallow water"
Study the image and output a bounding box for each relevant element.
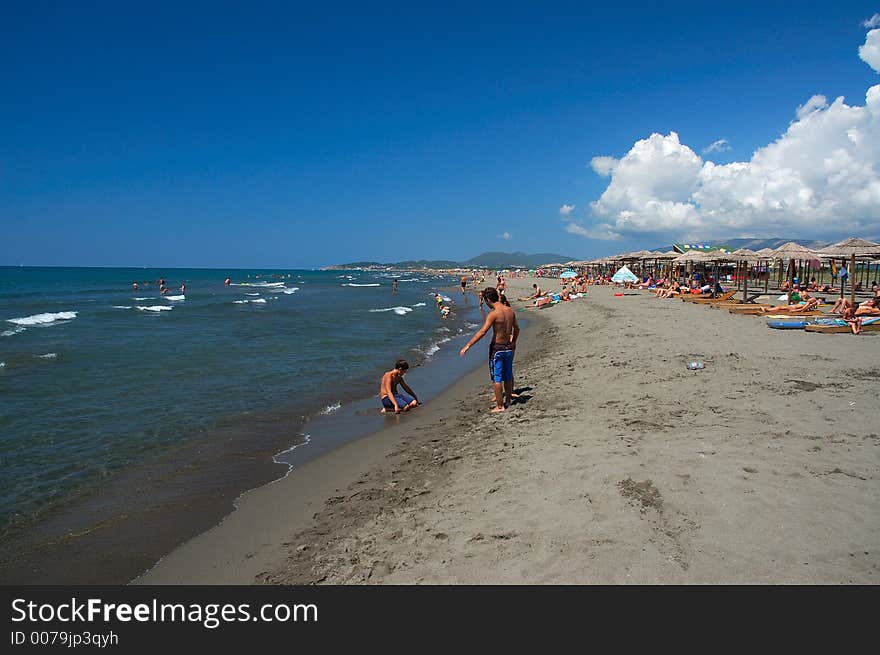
[460,287,519,413]
[392,278,399,294]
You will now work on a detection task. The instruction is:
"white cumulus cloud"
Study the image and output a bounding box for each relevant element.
[863,13,880,29]
[559,204,575,216]
[498,231,512,240]
[575,79,880,241]
[860,28,880,73]
[702,139,731,155]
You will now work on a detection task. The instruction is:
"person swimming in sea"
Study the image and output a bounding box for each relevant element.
[224,277,231,286]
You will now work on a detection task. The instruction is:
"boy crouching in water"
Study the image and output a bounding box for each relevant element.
[379,359,420,414]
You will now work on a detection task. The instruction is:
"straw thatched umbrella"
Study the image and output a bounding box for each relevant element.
[819,237,880,307]
[728,248,761,302]
[769,242,824,301]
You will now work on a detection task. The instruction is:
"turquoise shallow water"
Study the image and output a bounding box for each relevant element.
[0,266,471,539]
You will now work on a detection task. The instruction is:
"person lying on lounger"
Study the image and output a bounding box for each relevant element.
[855,297,880,317]
[759,288,820,313]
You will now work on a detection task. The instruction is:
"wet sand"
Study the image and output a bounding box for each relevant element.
[142,277,879,584]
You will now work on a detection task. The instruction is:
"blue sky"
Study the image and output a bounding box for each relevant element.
[2,1,879,267]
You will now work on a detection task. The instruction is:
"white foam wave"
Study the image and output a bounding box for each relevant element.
[234,298,267,304]
[466,322,479,329]
[6,311,78,327]
[344,283,381,287]
[398,278,419,282]
[136,305,173,312]
[164,295,185,301]
[36,353,57,359]
[320,402,342,415]
[270,434,312,481]
[1,327,25,337]
[370,306,413,315]
[413,302,426,307]
[279,287,300,294]
[113,306,133,309]
[0,362,4,368]
[231,281,285,288]
[133,297,151,301]
[245,293,261,296]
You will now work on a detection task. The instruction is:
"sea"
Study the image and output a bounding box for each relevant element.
[0,266,486,582]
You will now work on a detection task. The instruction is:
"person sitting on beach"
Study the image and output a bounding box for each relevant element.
[830,297,853,315]
[519,283,546,301]
[656,281,682,299]
[842,304,862,334]
[379,359,420,414]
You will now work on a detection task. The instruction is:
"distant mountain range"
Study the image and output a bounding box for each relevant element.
[327,239,837,271]
[326,251,577,270]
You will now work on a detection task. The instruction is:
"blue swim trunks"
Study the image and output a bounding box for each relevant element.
[382,392,413,410]
[488,342,514,383]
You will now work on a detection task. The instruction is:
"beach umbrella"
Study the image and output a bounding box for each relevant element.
[769,242,824,301]
[610,265,639,284]
[559,270,577,279]
[818,237,880,306]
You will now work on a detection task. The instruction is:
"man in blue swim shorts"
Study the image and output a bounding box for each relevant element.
[379,359,420,414]
[460,286,520,413]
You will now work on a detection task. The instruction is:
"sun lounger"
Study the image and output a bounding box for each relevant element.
[804,317,880,333]
[727,305,774,314]
[680,290,737,304]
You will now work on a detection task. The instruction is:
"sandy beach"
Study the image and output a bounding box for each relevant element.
[140,276,879,584]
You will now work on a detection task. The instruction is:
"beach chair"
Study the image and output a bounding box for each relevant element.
[681,290,737,304]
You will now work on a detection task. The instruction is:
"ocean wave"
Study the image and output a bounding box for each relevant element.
[36,353,57,359]
[466,322,479,329]
[163,295,185,301]
[112,306,133,309]
[245,293,261,296]
[279,287,300,294]
[271,434,312,480]
[369,306,413,315]
[344,283,381,287]
[398,278,420,282]
[419,335,453,359]
[413,302,426,307]
[0,362,5,368]
[232,281,286,288]
[133,297,151,301]
[234,298,267,304]
[6,311,78,327]
[320,402,342,415]
[1,327,26,337]
[136,305,173,312]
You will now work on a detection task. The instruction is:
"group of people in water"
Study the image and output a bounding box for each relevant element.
[130,277,185,295]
